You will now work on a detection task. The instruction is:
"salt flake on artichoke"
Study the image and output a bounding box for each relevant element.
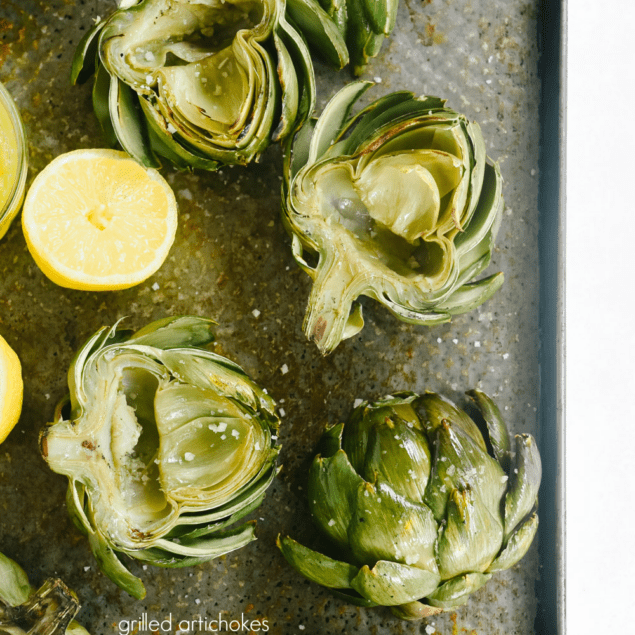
[282,82,505,354]
[40,316,280,599]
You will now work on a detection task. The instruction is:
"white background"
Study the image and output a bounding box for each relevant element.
[567,1,635,633]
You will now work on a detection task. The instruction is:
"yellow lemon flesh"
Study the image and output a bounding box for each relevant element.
[22,149,178,291]
[0,334,23,444]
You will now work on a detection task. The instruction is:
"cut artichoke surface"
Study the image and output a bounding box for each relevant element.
[72,0,349,169]
[278,390,541,619]
[282,82,505,354]
[0,552,88,635]
[40,316,280,599]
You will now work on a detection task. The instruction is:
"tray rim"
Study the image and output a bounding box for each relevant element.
[536,0,566,633]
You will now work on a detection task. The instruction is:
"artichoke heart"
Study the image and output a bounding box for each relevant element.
[41,316,280,599]
[282,82,505,354]
[278,390,541,619]
[71,0,350,168]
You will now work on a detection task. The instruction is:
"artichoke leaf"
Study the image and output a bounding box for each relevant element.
[487,513,539,573]
[434,273,505,317]
[152,521,256,558]
[71,20,107,85]
[316,422,345,458]
[275,14,315,136]
[174,464,278,526]
[436,487,504,580]
[308,450,364,550]
[91,61,118,149]
[360,411,431,503]
[156,349,272,416]
[455,162,504,259]
[109,77,160,168]
[168,494,265,540]
[424,417,506,524]
[285,119,316,182]
[351,560,440,606]
[277,535,359,590]
[390,601,444,620]
[425,572,491,609]
[504,434,542,539]
[347,481,438,575]
[308,80,372,163]
[417,392,488,452]
[341,94,448,159]
[271,30,300,143]
[466,389,511,470]
[128,316,216,350]
[285,0,349,69]
[0,554,32,607]
[88,531,146,599]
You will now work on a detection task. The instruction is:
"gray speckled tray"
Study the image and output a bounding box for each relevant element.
[0,0,564,633]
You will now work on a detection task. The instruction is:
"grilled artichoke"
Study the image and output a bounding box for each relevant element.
[278,390,541,619]
[316,0,398,74]
[40,316,280,599]
[0,552,88,635]
[282,82,504,354]
[71,0,348,169]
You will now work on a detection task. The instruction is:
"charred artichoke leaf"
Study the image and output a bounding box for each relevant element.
[41,317,280,597]
[283,82,504,354]
[279,391,540,619]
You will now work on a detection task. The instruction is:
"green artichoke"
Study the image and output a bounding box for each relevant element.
[278,390,541,619]
[282,82,504,354]
[0,552,88,635]
[71,0,348,169]
[315,0,398,74]
[40,316,280,599]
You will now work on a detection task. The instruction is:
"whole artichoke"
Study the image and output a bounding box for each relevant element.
[40,316,280,599]
[278,390,541,619]
[0,552,88,635]
[282,82,504,354]
[71,0,348,169]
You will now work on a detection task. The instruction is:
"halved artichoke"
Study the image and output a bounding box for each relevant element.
[40,316,280,599]
[282,82,505,354]
[0,552,88,635]
[71,0,349,169]
[278,390,541,619]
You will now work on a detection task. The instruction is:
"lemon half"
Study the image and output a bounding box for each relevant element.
[22,149,178,291]
[0,334,23,444]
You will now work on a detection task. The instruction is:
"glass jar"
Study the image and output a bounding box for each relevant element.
[0,81,27,241]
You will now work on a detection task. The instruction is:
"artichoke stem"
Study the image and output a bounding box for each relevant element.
[303,253,359,355]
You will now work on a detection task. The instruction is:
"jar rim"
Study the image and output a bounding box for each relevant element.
[0,81,28,223]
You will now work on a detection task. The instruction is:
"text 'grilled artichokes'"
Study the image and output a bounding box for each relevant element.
[278,390,541,619]
[0,552,88,635]
[40,316,280,599]
[282,82,505,354]
[71,0,349,169]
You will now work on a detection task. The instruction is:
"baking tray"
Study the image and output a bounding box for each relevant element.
[0,0,565,633]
